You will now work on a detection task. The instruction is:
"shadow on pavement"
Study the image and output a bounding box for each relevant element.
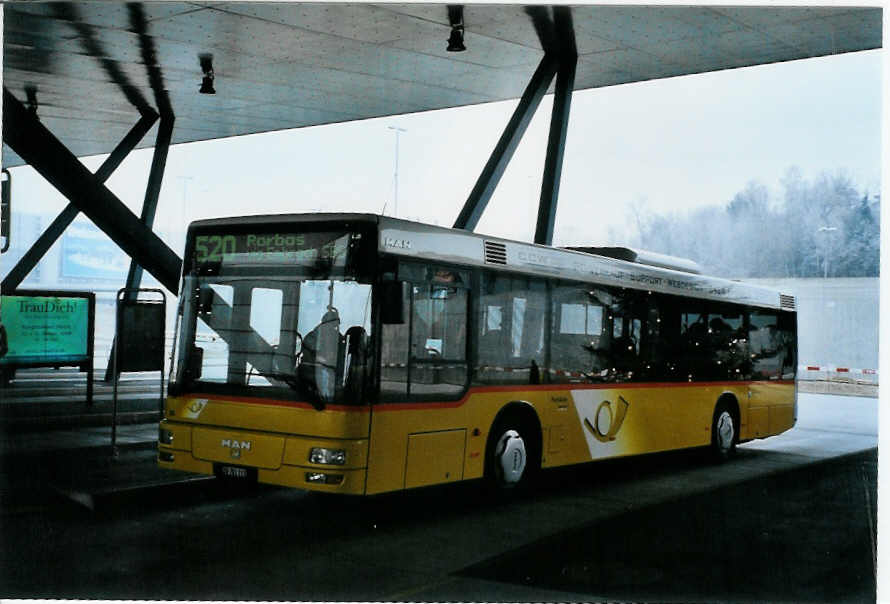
[458,449,877,603]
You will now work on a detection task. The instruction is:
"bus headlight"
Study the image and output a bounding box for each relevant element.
[309,447,346,465]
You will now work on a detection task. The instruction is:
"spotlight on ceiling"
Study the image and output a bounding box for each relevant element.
[199,54,216,94]
[447,5,466,52]
[24,85,39,118]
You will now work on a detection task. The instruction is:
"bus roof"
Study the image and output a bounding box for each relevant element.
[187,213,795,312]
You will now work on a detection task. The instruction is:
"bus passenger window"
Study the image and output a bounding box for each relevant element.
[749,310,782,379]
[474,273,546,385]
[707,309,747,380]
[409,283,467,397]
[550,284,610,383]
[379,270,469,401]
[777,312,797,379]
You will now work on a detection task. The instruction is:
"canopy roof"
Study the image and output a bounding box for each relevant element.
[2,3,882,167]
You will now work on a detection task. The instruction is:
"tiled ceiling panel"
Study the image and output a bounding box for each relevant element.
[2,2,882,167]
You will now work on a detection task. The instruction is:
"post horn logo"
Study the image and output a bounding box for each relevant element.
[584,395,630,443]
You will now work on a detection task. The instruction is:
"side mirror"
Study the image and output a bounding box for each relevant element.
[186,346,204,380]
[381,281,407,324]
[1,169,10,253]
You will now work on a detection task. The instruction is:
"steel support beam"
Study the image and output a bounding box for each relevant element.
[453,54,558,231]
[534,6,577,245]
[2,87,181,293]
[1,110,158,292]
[123,111,174,295]
[534,56,576,246]
[107,111,174,381]
[454,7,577,240]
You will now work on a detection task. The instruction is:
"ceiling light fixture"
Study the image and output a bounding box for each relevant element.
[25,85,39,118]
[447,5,466,52]
[199,54,216,94]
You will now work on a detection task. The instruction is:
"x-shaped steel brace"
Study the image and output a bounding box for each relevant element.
[453,6,577,247]
[2,87,182,293]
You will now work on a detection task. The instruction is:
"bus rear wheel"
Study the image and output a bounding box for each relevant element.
[711,403,738,461]
[485,417,538,491]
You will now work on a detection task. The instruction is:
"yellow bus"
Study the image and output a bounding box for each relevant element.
[158,213,797,494]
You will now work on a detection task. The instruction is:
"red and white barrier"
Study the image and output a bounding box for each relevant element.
[799,364,879,384]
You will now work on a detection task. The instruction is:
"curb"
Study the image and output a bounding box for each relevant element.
[0,437,159,463]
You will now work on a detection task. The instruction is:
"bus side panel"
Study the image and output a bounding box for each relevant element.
[567,384,750,462]
[366,389,567,494]
[365,402,477,495]
[743,381,795,439]
[365,383,759,495]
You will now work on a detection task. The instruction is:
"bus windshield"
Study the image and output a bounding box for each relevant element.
[169,230,372,407]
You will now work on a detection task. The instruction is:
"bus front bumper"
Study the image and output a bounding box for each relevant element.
[157,421,368,494]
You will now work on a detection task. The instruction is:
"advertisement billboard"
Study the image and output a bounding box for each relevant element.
[0,290,95,366]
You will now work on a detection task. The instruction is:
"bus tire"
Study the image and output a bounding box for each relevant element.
[485,412,540,491]
[711,401,738,461]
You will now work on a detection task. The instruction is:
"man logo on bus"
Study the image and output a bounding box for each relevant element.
[584,395,630,443]
[221,439,252,459]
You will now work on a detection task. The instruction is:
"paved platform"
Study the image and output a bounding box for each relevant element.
[0,422,209,513]
[1,367,163,428]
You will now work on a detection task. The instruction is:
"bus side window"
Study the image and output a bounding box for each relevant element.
[777,311,797,379]
[550,284,609,383]
[749,310,781,379]
[474,273,546,385]
[602,289,648,382]
[379,269,469,401]
[409,282,468,397]
[706,308,746,381]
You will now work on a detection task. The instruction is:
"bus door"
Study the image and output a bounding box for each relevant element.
[369,262,470,493]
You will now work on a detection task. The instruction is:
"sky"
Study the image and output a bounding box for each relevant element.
[5,46,883,258]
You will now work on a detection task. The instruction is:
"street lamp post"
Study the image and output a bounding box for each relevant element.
[388,126,406,218]
[818,225,837,278]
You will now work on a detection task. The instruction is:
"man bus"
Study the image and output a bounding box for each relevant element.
[158,213,797,494]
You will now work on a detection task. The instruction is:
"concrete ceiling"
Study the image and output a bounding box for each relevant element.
[2,2,882,168]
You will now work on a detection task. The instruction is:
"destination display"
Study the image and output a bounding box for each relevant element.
[193,231,351,266]
[0,293,92,365]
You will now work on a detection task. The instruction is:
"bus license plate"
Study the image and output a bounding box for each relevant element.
[215,464,256,481]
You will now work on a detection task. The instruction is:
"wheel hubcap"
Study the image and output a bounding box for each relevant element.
[496,429,526,484]
[716,411,734,451]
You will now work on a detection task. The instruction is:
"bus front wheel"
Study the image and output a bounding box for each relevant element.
[711,403,738,461]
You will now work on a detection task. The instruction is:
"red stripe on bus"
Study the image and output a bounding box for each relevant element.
[182,379,795,413]
[180,393,369,413]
